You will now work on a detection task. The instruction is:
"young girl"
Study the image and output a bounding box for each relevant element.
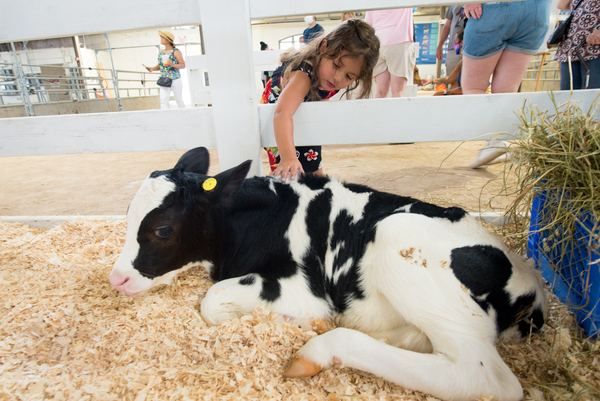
[260,19,380,182]
[421,31,464,96]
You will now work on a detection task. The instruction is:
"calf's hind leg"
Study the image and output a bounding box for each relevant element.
[285,247,523,400]
[285,327,522,401]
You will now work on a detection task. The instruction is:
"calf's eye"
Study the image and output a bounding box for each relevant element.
[154,226,173,238]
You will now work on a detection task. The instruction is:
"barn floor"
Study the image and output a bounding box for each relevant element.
[1,219,598,400]
[0,142,512,216]
[1,143,599,400]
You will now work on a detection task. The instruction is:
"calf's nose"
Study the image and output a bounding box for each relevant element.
[109,270,130,288]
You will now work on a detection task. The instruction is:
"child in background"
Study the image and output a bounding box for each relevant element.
[421,31,464,96]
[260,19,380,182]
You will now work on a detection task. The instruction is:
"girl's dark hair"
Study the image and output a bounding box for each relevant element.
[260,41,268,50]
[457,31,464,43]
[280,19,380,100]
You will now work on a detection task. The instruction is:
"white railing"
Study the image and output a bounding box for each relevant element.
[1,0,598,179]
[0,61,161,108]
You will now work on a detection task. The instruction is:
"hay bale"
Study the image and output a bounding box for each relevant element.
[494,95,600,339]
[1,219,598,400]
[499,94,600,248]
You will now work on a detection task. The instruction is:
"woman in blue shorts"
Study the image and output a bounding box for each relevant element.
[461,0,551,94]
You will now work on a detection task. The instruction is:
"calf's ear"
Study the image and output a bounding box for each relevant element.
[173,147,210,175]
[209,160,252,207]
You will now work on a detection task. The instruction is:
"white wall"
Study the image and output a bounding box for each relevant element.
[1,28,203,106]
[0,40,78,105]
[3,12,443,108]
[251,18,342,89]
[250,13,445,91]
[251,19,341,51]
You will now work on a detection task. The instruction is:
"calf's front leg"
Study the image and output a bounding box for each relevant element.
[201,274,266,325]
[201,273,334,333]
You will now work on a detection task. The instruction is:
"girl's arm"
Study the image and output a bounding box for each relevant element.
[444,60,463,86]
[444,87,462,96]
[272,70,311,182]
[146,64,159,72]
[557,0,572,11]
[425,60,463,88]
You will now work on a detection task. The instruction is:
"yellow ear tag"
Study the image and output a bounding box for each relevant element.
[202,178,217,192]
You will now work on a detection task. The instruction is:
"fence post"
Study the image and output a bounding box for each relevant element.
[10,42,35,117]
[198,0,263,176]
[102,33,123,111]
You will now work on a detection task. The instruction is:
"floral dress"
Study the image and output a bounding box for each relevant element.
[555,0,600,62]
[260,59,338,173]
[158,48,181,80]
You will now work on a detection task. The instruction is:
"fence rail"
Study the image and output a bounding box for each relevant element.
[0,61,161,109]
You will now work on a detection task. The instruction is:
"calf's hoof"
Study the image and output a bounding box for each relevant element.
[310,318,336,334]
[283,356,322,378]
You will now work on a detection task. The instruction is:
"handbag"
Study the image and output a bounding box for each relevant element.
[156,76,173,87]
[547,0,583,46]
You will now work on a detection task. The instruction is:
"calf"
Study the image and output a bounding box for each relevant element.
[109,147,546,401]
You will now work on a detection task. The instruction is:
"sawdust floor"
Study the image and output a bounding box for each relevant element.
[1,219,598,401]
[0,142,511,216]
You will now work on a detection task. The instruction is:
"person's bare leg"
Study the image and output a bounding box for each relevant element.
[464,50,530,168]
[461,52,502,95]
[489,50,534,93]
[390,75,408,97]
[374,70,391,98]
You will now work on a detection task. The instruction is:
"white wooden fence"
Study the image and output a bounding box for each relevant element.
[1,0,599,179]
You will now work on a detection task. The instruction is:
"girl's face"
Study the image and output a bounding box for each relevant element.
[454,35,463,55]
[317,41,362,91]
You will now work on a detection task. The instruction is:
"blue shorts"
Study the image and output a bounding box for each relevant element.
[463,0,551,59]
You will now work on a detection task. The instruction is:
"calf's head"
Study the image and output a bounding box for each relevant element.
[109,147,251,296]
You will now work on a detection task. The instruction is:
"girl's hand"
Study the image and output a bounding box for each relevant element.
[420,79,432,86]
[464,4,483,19]
[588,29,600,45]
[272,158,304,183]
[145,66,152,72]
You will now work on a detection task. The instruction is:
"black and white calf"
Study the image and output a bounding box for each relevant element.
[109,147,546,401]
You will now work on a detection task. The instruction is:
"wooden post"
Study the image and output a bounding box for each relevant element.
[535,52,549,92]
[198,0,263,176]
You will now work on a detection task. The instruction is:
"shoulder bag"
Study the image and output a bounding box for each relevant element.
[547,0,584,46]
[157,76,173,87]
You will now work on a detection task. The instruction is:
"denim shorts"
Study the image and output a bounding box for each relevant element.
[463,0,551,59]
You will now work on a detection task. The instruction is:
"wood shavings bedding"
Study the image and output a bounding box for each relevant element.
[0,219,598,400]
